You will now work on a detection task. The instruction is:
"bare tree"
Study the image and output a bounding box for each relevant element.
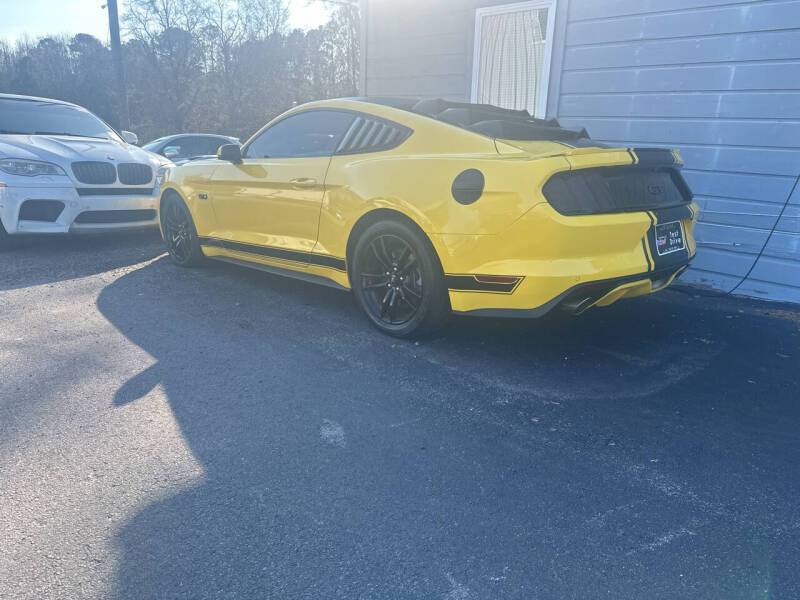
[0,0,360,142]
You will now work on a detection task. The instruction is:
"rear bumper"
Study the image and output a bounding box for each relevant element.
[456,264,690,318]
[0,184,158,235]
[432,200,698,317]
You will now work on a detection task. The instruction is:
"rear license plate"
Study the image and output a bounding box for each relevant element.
[655,221,685,256]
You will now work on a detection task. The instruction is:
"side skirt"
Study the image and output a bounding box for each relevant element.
[198,237,346,271]
[208,255,350,292]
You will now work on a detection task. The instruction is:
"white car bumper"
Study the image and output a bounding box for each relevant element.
[0,182,159,234]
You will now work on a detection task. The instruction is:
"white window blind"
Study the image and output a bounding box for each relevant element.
[473,4,554,117]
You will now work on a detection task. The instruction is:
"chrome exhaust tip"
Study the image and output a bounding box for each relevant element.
[560,296,595,315]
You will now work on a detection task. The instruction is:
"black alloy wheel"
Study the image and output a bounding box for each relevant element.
[360,234,423,326]
[352,220,449,337]
[160,196,204,267]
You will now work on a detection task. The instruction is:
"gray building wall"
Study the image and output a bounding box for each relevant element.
[362,0,800,304]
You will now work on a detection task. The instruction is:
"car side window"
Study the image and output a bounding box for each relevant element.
[162,137,190,159]
[244,111,355,159]
[181,136,225,157]
[192,137,228,156]
[177,137,202,158]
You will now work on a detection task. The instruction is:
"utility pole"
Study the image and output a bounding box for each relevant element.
[106,0,130,130]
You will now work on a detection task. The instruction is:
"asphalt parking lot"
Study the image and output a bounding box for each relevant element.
[1,231,799,599]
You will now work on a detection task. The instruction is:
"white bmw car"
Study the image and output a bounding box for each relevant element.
[0,93,172,248]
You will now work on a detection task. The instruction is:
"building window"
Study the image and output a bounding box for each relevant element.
[471,1,557,118]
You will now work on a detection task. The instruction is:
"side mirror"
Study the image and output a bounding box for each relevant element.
[120,130,139,145]
[218,144,243,164]
[163,146,180,159]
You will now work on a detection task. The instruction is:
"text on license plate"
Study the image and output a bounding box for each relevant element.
[655,221,685,256]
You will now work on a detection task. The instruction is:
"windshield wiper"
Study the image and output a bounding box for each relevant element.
[34,131,107,139]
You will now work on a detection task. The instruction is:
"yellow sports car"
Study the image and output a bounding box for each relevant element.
[159,98,697,337]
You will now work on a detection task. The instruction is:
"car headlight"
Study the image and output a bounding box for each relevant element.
[154,164,171,190]
[0,158,67,177]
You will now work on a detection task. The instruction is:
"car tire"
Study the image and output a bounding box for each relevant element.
[160,194,205,267]
[352,220,450,338]
[0,219,15,251]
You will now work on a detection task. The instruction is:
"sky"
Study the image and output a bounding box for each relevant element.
[0,0,332,44]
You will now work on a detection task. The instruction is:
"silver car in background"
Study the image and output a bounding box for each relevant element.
[0,93,172,248]
[143,134,240,165]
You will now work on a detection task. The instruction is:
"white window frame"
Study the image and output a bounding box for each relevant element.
[470,0,558,119]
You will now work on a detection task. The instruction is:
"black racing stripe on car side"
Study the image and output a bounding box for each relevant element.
[642,211,655,271]
[198,237,346,271]
[445,275,522,294]
[642,238,653,272]
[307,253,347,271]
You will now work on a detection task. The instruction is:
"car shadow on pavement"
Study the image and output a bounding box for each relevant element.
[0,230,164,292]
[98,257,800,599]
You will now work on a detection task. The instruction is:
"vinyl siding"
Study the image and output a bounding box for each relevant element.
[363,0,567,101]
[363,0,800,303]
[363,0,477,99]
[556,0,800,301]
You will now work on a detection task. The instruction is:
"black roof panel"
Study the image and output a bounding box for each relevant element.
[348,97,590,143]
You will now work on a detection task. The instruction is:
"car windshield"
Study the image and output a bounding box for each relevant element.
[0,98,121,141]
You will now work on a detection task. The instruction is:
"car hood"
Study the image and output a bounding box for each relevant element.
[0,134,169,168]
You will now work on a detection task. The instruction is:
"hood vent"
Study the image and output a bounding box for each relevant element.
[336,116,411,155]
[72,161,116,184]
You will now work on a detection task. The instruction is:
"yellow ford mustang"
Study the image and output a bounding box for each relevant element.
[159,98,697,337]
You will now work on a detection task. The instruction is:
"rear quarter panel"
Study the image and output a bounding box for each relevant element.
[316,113,573,267]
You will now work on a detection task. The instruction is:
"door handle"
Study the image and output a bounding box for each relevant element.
[290,178,317,188]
